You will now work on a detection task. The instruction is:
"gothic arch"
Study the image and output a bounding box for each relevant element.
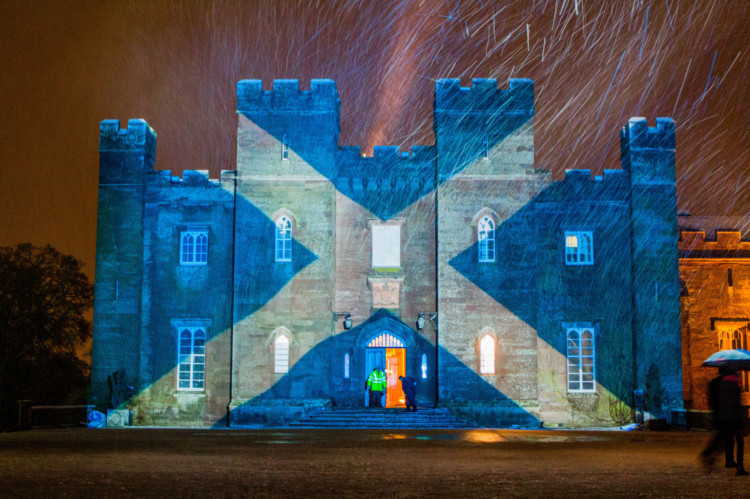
[354,315,417,351]
[271,208,298,227]
[471,207,500,228]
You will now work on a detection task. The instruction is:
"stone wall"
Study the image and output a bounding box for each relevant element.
[679,227,750,412]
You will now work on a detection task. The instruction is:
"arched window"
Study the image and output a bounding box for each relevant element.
[719,328,744,350]
[421,353,428,379]
[178,328,205,391]
[479,335,495,374]
[344,353,350,379]
[274,335,290,374]
[567,328,595,392]
[565,231,594,265]
[282,134,289,161]
[367,333,404,348]
[275,216,292,262]
[481,133,489,159]
[180,230,208,265]
[478,216,495,263]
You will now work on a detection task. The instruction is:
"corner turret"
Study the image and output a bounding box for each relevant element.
[98,119,156,184]
[623,116,681,419]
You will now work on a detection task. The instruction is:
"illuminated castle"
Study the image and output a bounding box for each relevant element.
[91,78,682,427]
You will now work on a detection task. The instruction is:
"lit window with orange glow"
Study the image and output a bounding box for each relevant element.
[567,328,595,392]
[565,231,593,265]
[479,335,495,374]
[718,326,749,391]
[478,216,495,263]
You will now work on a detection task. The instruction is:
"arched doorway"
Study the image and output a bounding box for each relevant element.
[365,332,405,408]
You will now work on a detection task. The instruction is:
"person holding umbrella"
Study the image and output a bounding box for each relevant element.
[700,349,750,476]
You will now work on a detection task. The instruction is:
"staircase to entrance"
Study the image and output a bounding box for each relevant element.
[288,407,475,429]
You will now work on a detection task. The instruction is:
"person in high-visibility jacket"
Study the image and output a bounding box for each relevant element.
[366,366,387,408]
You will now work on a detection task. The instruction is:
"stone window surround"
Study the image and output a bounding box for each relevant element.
[179,225,209,266]
[564,230,594,266]
[476,327,497,375]
[562,321,597,394]
[272,208,297,263]
[172,318,212,392]
[268,326,296,375]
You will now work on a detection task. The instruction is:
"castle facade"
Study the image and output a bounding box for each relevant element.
[91,78,683,427]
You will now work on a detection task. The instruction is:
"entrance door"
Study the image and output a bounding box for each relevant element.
[365,348,385,407]
[385,347,406,408]
[365,332,407,408]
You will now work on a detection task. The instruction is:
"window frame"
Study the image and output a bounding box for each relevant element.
[177,327,206,392]
[275,216,293,263]
[717,324,749,391]
[565,230,594,266]
[180,230,208,266]
[274,335,290,374]
[566,326,596,393]
[478,216,496,263]
[479,334,496,375]
[481,133,489,159]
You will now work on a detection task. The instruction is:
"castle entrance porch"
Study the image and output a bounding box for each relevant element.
[365,333,406,408]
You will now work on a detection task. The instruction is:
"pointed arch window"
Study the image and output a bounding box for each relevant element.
[344,353,350,379]
[180,230,208,265]
[274,335,290,374]
[275,216,292,262]
[567,328,595,392]
[478,216,495,263]
[718,326,749,391]
[421,353,428,379]
[178,328,205,391]
[479,334,495,374]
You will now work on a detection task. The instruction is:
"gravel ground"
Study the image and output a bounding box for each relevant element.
[0,427,747,497]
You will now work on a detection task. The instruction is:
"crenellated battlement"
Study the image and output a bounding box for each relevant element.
[99,119,156,158]
[562,168,628,184]
[237,79,340,113]
[146,169,234,188]
[622,117,675,151]
[679,230,750,253]
[337,145,435,174]
[434,78,534,115]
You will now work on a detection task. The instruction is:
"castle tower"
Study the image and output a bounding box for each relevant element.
[434,78,549,422]
[91,119,155,410]
[229,80,340,423]
[622,117,682,416]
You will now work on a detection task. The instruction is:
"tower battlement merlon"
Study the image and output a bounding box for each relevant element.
[434,78,534,115]
[99,119,156,159]
[236,78,340,113]
[624,117,675,151]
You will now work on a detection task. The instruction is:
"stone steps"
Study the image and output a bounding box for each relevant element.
[288,407,475,429]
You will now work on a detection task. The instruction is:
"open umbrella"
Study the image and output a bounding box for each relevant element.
[702,349,750,370]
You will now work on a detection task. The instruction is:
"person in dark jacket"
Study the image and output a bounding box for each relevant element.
[700,367,748,475]
[399,375,417,412]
